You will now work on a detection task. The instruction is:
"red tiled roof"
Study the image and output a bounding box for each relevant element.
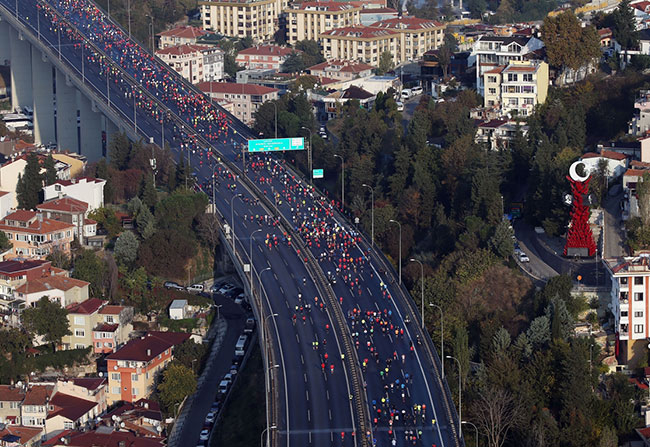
[0,191,10,198]
[94,323,119,332]
[42,429,165,447]
[484,66,505,74]
[157,25,210,39]
[5,209,37,222]
[0,259,50,275]
[66,298,106,315]
[23,385,54,406]
[69,377,106,391]
[50,177,105,187]
[0,213,75,235]
[99,305,126,315]
[631,160,650,169]
[37,197,89,214]
[237,44,295,57]
[582,150,627,161]
[107,331,190,362]
[0,426,42,445]
[16,276,90,295]
[320,25,399,39]
[632,1,650,11]
[47,393,97,422]
[0,385,25,402]
[156,44,212,56]
[640,427,650,439]
[505,65,537,72]
[371,16,444,29]
[197,82,279,96]
[624,168,649,177]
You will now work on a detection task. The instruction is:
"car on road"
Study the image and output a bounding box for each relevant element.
[218,283,236,295]
[244,317,256,334]
[229,364,239,375]
[164,281,184,291]
[210,401,220,412]
[396,101,404,111]
[234,293,246,305]
[401,89,412,99]
[204,412,216,424]
[186,283,204,293]
[411,85,423,95]
[199,429,210,441]
[319,125,326,133]
[218,380,230,394]
[519,252,530,263]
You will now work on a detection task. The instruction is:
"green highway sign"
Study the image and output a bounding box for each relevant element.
[313,169,324,179]
[248,137,305,153]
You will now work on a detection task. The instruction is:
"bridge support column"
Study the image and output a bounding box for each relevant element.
[55,70,78,153]
[104,116,119,158]
[9,28,32,112]
[32,51,56,146]
[78,95,102,161]
[0,21,10,65]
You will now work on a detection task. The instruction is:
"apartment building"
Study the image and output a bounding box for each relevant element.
[285,2,361,46]
[370,17,445,62]
[604,256,650,367]
[235,44,295,71]
[0,385,25,424]
[15,275,90,308]
[308,59,373,80]
[157,25,212,49]
[93,305,134,354]
[56,377,108,414]
[62,298,106,350]
[43,177,105,211]
[471,35,545,96]
[320,25,400,66]
[359,7,398,25]
[482,60,549,117]
[156,44,225,84]
[0,210,75,260]
[21,385,54,428]
[45,393,99,434]
[0,259,54,309]
[200,0,289,42]
[106,332,190,405]
[197,82,279,124]
[36,196,92,242]
[474,119,528,150]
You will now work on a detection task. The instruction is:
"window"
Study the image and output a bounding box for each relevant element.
[635,324,644,333]
[487,75,497,83]
[64,421,74,429]
[635,277,644,285]
[488,88,496,95]
[96,342,101,348]
[522,73,533,82]
[75,329,85,337]
[508,73,517,82]
[635,311,644,317]
[132,374,139,382]
[111,387,120,395]
[635,292,644,301]
[132,388,139,396]
[111,373,120,381]
[620,291,629,301]
[74,316,85,325]
[622,311,628,317]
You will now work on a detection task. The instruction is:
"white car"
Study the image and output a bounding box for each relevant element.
[199,429,210,441]
[411,86,423,95]
[519,253,530,263]
[401,89,412,99]
[396,101,404,111]
[218,284,236,295]
[186,283,204,293]
[204,412,216,424]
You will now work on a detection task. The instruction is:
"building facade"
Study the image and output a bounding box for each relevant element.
[62,298,106,350]
[21,385,54,428]
[285,2,361,46]
[197,82,279,124]
[157,25,212,49]
[36,196,91,242]
[43,177,105,211]
[307,59,374,80]
[482,60,548,117]
[235,44,295,71]
[319,26,400,66]
[0,210,75,260]
[0,385,25,424]
[200,0,289,42]
[156,44,225,84]
[370,17,445,63]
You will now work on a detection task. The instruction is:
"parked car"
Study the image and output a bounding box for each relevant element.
[411,85,423,95]
[204,412,216,424]
[519,253,530,263]
[229,364,239,375]
[396,101,404,111]
[218,380,230,394]
[401,89,412,99]
[234,293,246,305]
[210,402,220,412]
[218,283,236,295]
[244,317,256,334]
[187,283,204,293]
[164,281,184,290]
[199,429,210,441]
[226,287,243,298]
[210,281,225,293]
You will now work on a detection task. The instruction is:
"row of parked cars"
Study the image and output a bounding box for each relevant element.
[164,281,205,293]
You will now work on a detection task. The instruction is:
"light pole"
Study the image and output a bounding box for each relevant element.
[250,229,263,292]
[447,355,462,438]
[461,421,478,447]
[107,0,110,18]
[270,102,278,138]
[261,425,277,447]
[127,0,131,37]
[429,302,444,379]
[259,267,272,299]
[362,184,374,246]
[389,219,402,284]
[334,154,344,211]
[146,14,155,52]
[230,194,243,252]
[301,126,313,181]
[410,258,424,329]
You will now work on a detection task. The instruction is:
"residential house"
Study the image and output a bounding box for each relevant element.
[0,385,25,424]
[482,60,549,117]
[0,210,75,260]
[101,399,163,437]
[370,17,446,63]
[0,154,72,208]
[93,305,134,354]
[45,393,99,434]
[156,44,224,84]
[21,384,54,428]
[0,191,14,220]
[285,2,361,46]
[157,25,212,49]
[319,85,375,120]
[61,298,106,350]
[236,69,298,95]
[15,275,90,308]
[235,45,296,72]
[106,331,191,405]
[604,256,650,367]
[199,0,288,43]
[0,426,42,447]
[42,428,165,447]
[629,89,650,136]
[51,153,86,179]
[197,82,279,124]
[36,196,94,243]
[359,7,398,26]
[474,119,529,150]
[470,35,545,96]
[319,26,401,66]
[0,259,54,311]
[580,150,629,181]
[56,377,107,414]
[42,177,106,211]
[307,60,374,81]
[169,300,188,320]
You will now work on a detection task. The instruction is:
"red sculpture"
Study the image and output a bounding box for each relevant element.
[563,174,596,257]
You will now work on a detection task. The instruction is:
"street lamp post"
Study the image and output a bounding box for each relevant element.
[301,126,313,181]
[250,229,263,292]
[429,303,444,378]
[127,0,131,37]
[389,219,402,284]
[410,259,424,329]
[362,184,374,246]
[230,194,243,252]
[461,421,478,447]
[261,425,277,447]
[145,15,155,52]
[333,154,344,211]
[447,355,462,438]
[270,102,278,138]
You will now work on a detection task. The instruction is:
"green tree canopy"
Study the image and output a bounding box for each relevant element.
[541,11,601,73]
[610,0,639,50]
[72,249,107,297]
[294,40,325,67]
[43,154,57,186]
[376,51,393,75]
[157,362,197,413]
[21,297,71,351]
[281,52,307,73]
[16,152,43,210]
[114,230,140,266]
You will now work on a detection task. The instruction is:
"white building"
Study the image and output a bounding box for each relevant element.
[580,150,628,180]
[474,119,528,150]
[157,25,213,49]
[169,299,188,320]
[156,44,224,84]
[43,177,106,211]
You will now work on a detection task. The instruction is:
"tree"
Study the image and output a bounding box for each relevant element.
[0,231,11,252]
[21,296,71,351]
[438,33,458,79]
[294,40,325,67]
[198,212,220,251]
[43,154,57,186]
[108,132,131,170]
[611,0,639,50]
[136,206,156,240]
[638,173,650,226]
[281,52,306,73]
[16,152,43,210]
[376,51,393,75]
[489,221,515,258]
[47,247,71,270]
[157,363,197,413]
[473,387,524,447]
[72,249,107,297]
[173,339,208,372]
[114,231,140,266]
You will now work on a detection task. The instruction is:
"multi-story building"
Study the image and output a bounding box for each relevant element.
[319,25,400,66]
[199,0,289,43]
[0,210,75,260]
[235,44,295,71]
[157,25,213,49]
[156,44,225,84]
[15,275,90,308]
[629,90,650,136]
[62,298,106,350]
[285,2,361,46]
[471,35,545,96]
[604,256,650,367]
[106,331,190,405]
[55,377,108,414]
[45,393,99,434]
[43,177,106,211]
[0,259,54,307]
[93,305,134,354]
[359,7,398,26]
[307,59,373,80]
[197,82,279,124]
[0,426,42,447]
[482,60,549,117]
[36,196,93,243]
[370,17,445,63]
[0,384,25,424]
[474,119,528,150]
[21,384,54,428]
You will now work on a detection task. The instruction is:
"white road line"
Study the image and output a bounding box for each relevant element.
[326,390,330,400]
[306,390,310,401]
[307,409,311,422]
[301,355,305,365]
[296,333,300,343]
[280,286,284,294]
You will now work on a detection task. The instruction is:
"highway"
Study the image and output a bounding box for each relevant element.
[0,2,461,446]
